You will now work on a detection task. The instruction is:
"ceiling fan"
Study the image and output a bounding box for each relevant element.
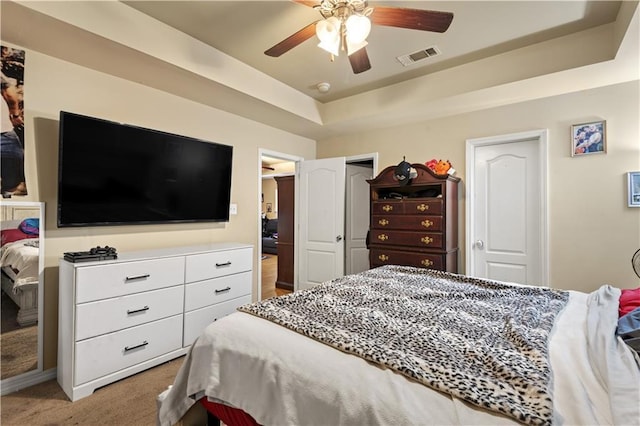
[264,0,454,74]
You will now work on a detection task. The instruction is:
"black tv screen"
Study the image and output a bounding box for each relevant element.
[57,111,233,227]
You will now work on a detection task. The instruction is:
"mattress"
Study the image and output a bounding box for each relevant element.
[158,267,640,426]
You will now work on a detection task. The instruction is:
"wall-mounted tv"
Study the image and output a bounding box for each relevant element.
[57,111,233,227]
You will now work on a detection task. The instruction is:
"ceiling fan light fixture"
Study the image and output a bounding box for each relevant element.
[345,14,371,44]
[316,17,340,43]
[346,39,367,56]
[318,40,341,56]
[316,16,342,56]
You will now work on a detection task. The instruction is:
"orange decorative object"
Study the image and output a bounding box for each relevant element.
[433,159,452,176]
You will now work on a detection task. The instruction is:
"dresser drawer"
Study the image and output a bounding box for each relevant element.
[372,200,404,215]
[75,285,184,341]
[370,249,443,270]
[75,257,185,303]
[184,271,251,312]
[404,199,443,214]
[371,215,443,231]
[372,199,443,215]
[183,295,251,346]
[74,314,182,386]
[370,229,444,249]
[185,247,252,283]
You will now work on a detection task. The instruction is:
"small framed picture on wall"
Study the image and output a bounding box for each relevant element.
[628,172,640,207]
[571,120,606,156]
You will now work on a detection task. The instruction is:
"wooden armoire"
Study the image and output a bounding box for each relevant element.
[367,163,460,272]
[274,176,294,291]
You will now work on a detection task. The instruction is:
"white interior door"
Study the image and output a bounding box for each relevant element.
[467,131,547,286]
[298,157,346,290]
[345,164,372,275]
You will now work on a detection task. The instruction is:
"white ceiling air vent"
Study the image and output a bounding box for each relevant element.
[396,46,440,67]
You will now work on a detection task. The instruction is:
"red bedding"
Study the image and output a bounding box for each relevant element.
[1,228,36,246]
[200,398,260,426]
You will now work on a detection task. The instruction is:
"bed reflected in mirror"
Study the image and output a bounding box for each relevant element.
[0,201,44,393]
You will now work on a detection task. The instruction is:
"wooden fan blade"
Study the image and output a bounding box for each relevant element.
[349,48,371,74]
[293,0,318,7]
[371,7,454,33]
[264,21,318,57]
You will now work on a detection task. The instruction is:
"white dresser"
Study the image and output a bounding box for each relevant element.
[57,243,253,401]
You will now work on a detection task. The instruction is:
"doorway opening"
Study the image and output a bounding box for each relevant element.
[258,151,378,299]
[259,150,301,300]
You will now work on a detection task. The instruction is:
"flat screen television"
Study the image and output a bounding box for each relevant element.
[57,111,233,227]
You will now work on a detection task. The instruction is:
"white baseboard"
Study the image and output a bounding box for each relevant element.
[1,368,56,396]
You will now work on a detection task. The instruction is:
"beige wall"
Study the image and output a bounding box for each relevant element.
[12,47,315,370]
[318,80,640,294]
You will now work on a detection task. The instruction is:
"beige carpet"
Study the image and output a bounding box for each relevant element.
[0,356,206,425]
[1,290,37,380]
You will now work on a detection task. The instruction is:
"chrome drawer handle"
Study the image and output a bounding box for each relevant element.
[124,340,148,352]
[127,305,149,315]
[125,274,150,281]
[215,261,232,267]
[215,286,231,294]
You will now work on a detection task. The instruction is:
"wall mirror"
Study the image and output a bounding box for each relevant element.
[0,201,44,395]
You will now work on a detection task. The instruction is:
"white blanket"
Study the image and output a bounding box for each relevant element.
[157,285,640,426]
[0,239,39,289]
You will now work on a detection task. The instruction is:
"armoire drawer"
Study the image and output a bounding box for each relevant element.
[371,200,404,215]
[372,199,443,215]
[75,285,184,341]
[371,215,443,231]
[184,271,251,312]
[403,199,443,214]
[183,295,251,346]
[369,249,443,270]
[185,247,252,283]
[75,257,185,303]
[370,230,444,249]
[74,314,183,386]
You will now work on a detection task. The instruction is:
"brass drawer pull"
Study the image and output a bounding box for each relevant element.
[378,218,389,226]
[377,234,389,241]
[421,219,433,228]
[421,236,433,245]
[382,204,393,212]
[421,259,434,267]
[416,204,429,212]
[378,254,389,262]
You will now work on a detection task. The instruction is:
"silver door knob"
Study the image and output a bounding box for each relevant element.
[475,240,484,249]
[336,235,343,242]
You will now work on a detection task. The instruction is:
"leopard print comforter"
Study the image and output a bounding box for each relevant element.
[239,265,569,425]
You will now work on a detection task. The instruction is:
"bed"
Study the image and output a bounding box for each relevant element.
[0,218,40,326]
[157,265,640,426]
